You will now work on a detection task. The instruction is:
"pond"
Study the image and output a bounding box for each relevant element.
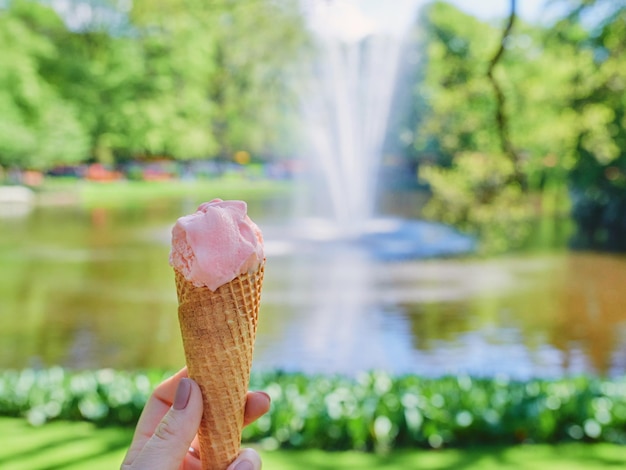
[2,192,626,379]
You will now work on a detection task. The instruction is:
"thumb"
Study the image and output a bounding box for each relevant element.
[226,448,262,470]
[130,377,203,469]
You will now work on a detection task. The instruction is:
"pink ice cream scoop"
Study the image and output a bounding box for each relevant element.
[169,199,264,291]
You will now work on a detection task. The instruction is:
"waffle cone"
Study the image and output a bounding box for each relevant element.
[174,262,264,470]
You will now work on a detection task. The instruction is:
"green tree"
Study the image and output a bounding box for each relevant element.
[128,0,308,163]
[554,2,626,250]
[34,0,207,163]
[399,1,621,253]
[409,2,502,166]
[0,1,88,170]
[1,0,309,169]
[404,2,535,253]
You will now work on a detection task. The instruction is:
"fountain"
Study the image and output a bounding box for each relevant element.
[299,34,400,233]
[287,0,475,260]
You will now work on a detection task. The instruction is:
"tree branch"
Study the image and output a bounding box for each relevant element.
[487,0,523,185]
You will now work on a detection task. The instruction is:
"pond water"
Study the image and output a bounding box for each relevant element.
[2,193,626,379]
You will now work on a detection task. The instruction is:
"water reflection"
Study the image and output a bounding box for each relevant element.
[394,254,626,378]
[1,198,626,378]
[257,245,416,373]
[257,248,626,378]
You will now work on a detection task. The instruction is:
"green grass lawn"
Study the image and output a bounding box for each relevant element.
[0,418,133,470]
[2,418,625,470]
[37,177,293,208]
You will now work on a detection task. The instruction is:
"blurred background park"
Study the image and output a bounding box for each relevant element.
[1,0,626,468]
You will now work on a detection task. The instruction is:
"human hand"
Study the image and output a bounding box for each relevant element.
[121,367,271,470]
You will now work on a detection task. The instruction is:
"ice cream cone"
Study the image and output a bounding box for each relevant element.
[174,262,265,470]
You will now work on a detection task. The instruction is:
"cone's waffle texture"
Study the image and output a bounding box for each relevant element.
[175,262,264,470]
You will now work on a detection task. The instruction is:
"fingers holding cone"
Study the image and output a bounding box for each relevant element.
[151,367,271,423]
[187,387,271,455]
[125,367,271,470]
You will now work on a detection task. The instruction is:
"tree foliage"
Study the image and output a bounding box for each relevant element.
[0,1,88,169]
[396,0,626,253]
[0,0,308,168]
[557,1,626,250]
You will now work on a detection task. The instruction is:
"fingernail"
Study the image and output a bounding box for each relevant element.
[173,378,192,410]
[257,391,271,402]
[188,446,200,460]
[233,460,254,470]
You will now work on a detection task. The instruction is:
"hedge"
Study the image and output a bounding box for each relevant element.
[1,368,625,451]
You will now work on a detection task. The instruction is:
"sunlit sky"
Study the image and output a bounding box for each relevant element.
[307,0,558,41]
[51,0,563,40]
[362,0,551,24]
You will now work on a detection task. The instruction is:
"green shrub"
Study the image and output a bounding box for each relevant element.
[1,368,625,450]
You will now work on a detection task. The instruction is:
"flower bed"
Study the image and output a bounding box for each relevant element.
[1,368,625,450]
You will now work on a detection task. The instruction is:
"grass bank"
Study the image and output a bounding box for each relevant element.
[36,177,293,208]
[2,418,625,470]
